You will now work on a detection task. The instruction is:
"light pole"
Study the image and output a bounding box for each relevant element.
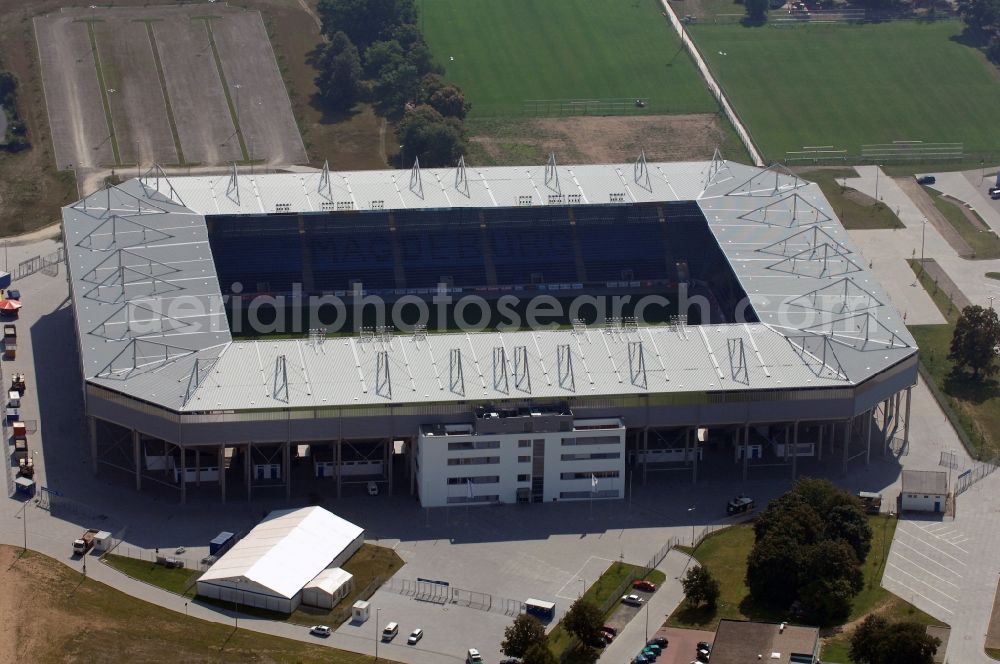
[375,607,381,661]
[185,602,189,617]
[920,219,927,269]
[644,601,649,641]
[579,578,585,598]
[874,165,881,205]
[982,160,986,185]
[990,295,995,311]
[234,578,241,630]
[399,145,405,170]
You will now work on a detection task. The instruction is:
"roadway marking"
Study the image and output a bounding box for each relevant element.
[889,550,960,587]
[883,575,955,615]
[907,523,971,553]
[893,540,963,578]
[555,555,616,600]
[900,525,970,560]
[886,563,959,602]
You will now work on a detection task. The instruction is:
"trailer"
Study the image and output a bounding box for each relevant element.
[3,324,15,360]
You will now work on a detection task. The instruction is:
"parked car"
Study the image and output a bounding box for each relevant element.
[367,481,379,495]
[602,624,619,636]
[466,648,484,664]
[633,579,657,592]
[642,647,659,661]
[648,636,669,648]
[697,641,712,661]
[407,628,423,644]
[309,625,331,637]
[645,644,662,656]
[621,593,644,606]
[990,187,1000,200]
[726,495,755,515]
[600,628,616,643]
[916,175,936,185]
[633,655,650,664]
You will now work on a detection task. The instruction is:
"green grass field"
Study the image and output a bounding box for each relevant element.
[690,20,1000,160]
[421,0,717,117]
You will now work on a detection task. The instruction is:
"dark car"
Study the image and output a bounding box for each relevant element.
[648,636,669,648]
[916,175,936,185]
[726,495,755,515]
[697,641,712,661]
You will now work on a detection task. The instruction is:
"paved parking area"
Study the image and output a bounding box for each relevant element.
[883,516,968,618]
[651,626,714,664]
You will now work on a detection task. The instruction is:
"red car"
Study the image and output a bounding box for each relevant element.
[633,579,657,592]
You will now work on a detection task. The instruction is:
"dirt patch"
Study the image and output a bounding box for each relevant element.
[470,114,731,166]
[895,177,976,258]
[0,547,106,662]
[987,577,1000,650]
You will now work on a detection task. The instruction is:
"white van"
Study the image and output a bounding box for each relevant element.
[466,648,483,663]
[382,622,398,641]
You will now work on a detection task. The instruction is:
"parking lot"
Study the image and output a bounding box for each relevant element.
[882,515,968,618]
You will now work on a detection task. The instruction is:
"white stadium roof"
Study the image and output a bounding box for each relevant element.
[198,506,363,599]
[62,159,916,414]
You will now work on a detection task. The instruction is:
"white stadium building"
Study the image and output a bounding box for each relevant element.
[62,156,917,506]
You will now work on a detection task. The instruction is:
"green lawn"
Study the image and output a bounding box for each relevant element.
[907,261,1000,458]
[548,562,666,657]
[103,554,201,597]
[668,517,938,635]
[800,169,903,229]
[690,21,1000,160]
[923,186,1000,259]
[421,0,717,117]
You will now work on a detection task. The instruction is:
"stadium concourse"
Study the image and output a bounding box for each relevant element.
[61,155,917,507]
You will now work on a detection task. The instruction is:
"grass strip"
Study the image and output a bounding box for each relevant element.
[142,21,186,165]
[103,553,201,596]
[85,20,121,166]
[800,169,903,230]
[925,187,1000,259]
[199,17,248,161]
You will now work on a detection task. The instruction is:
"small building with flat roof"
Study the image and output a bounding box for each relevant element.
[709,619,820,664]
[901,470,948,513]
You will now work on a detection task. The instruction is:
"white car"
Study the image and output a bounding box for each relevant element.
[367,481,379,495]
[407,628,423,644]
[621,594,644,606]
[309,625,331,637]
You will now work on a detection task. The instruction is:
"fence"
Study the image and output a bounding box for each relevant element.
[659,0,765,166]
[954,457,999,496]
[521,98,652,117]
[385,576,524,617]
[17,246,65,280]
[102,542,212,572]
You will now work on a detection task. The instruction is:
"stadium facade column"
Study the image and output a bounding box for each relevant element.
[195,448,201,487]
[866,409,873,466]
[179,444,187,505]
[783,425,790,464]
[244,443,252,501]
[791,421,799,480]
[842,417,850,475]
[284,440,291,501]
[219,443,226,503]
[689,428,698,484]
[903,386,912,449]
[132,429,141,491]
[742,424,749,482]
[817,424,824,461]
[89,416,98,475]
[642,428,649,484]
[386,439,394,497]
[881,398,891,456]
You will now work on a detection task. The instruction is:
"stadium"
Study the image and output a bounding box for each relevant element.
[62,156,917,506]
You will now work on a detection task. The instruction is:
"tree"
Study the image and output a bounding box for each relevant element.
[956,0,1000,40]
[317,0,416,50]
[949,305,1000,380]
[681,565,721,609]
[0,70,16,107]
[395,104,466,167]
[745,0,768,21]
[875,622,940,664]
[799,540,863,595]
[850,615,889,664]
[745,533,802,608]
[314,31,363,112]
[502,614,547,658]
[363,39,405,79]
[798,576,855,626]
[826,503,873,561]
[850,615,939,664]
[372,62,422,117]
[429,84,470,119]
[522,642,559,664]
[562,597,603,647]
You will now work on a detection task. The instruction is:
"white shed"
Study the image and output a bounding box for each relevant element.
[352,600,371,623]
[302,567,354,609]
[901,470,948,513]
[196,506,364,613]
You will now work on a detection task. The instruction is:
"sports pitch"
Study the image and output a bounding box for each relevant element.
[690,20,1000,160]
[421,0,717,117]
